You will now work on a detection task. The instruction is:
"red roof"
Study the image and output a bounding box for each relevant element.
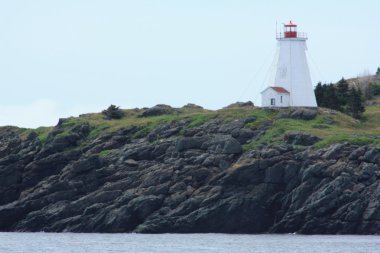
[285,21,297,27]
[270,86,290,94]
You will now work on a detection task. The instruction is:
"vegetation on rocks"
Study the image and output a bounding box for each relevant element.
[1,97,380,234]
[13,94,380,158]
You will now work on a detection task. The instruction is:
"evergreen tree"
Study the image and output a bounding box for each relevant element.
[314,82,325,107]
[314,78,367,119]
[324,84,341,111]
[336,78,349,105]
[376,67,380,75]
[346,88,365,119]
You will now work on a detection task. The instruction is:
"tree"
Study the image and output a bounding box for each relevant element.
[346,88,365,119]
[102,105,125,119]
[324,84,341,110]
[314,83,341,109]
[314,78,368,119]
[336,78,349,106]
[314,82,325,107]
[376,67,380,76]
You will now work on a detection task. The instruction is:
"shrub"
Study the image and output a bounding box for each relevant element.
[371,82,380,96]
[102,105,124,119]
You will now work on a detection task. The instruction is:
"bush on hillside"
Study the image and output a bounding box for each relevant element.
[371,82,380,96]
[102,105,124,119]
[363,82,380,100]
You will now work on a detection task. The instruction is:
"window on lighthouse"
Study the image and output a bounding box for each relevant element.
[270,98,275,106]
[281,96,283,103]
[280,67,287,78]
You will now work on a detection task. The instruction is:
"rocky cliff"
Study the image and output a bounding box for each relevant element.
[0,105,380,234]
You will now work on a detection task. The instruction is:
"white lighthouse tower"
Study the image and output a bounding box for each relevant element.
[261,21,317,107]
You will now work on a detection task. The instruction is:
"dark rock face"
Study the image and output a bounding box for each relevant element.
[0,127,22,157]
[284,132,321,146]
[0,117,380,234]
[176,135,242,154]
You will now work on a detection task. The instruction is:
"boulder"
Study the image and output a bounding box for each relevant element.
[205,135,242,154]
[281,108,317,120]
[182,103,204,110]
[234,128,256,144]
[139,104,176,117]
[224,101,254,108]
[362,148,380,164]
[322,143,349,160]
[284,132,321,146]
[218,117,256,134]
[175,136,210,152]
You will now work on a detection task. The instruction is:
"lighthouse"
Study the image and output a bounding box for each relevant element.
[261,21,317,108]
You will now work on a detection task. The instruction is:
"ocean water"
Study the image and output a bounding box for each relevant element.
[0,233,378,253]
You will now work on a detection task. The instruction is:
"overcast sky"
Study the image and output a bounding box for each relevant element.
[0,0,379,128]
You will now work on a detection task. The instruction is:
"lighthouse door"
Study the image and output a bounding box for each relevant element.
[270,98,276,106]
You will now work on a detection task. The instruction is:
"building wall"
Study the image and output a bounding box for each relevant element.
[261,89,290,107]
[273,38,317,107]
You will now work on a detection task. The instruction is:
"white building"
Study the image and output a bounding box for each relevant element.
[261,21,317,108]
[261,86,290,107]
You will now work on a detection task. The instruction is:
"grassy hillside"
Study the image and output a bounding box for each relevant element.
[13,99,380,150]
[255,106,380,149]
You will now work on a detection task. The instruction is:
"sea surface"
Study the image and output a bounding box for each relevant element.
[0,233,379,253]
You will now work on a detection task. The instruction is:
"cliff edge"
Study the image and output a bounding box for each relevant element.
[0,103,380,234]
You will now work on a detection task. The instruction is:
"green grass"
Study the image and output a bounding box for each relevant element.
[88,124,110,139]
[245,109,279,129]
[18,126,53,143]
[313,135,375,149]
[187,114,214,128]
[35,127,53,143]
[99,149,112,157]
[55,107,262,141]
[244,105,380,150]
[10,99,380,151]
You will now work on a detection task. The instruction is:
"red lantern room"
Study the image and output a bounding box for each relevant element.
[284,21,297,38]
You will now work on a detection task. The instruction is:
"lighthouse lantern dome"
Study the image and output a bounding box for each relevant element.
[284,21,297,38]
